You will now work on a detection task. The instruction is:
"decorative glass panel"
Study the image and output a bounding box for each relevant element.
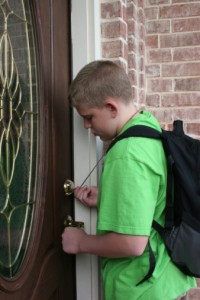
[0,0,38,278]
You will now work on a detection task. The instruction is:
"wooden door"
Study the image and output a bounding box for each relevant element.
[0,0,75,299]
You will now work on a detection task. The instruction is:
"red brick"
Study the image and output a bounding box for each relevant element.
[128,52,136,69]
[146,94,160,107]
[128,69,137,86]
[146,64,160,77]
[175,78,200,91]
[173,47,200,62]
[148,79,172,92]
[146,35,158,48]
[160,3,200,19]
[138,7,145,24]
[137,22,144,40]
[161,93,200,107]
[102,40,124,58]
[172,0,198,3]
[146,20,170,34]
[138,0,144,9]
[128,19,137,35]
[160,32,200,48]
[101,20,127,39]
[173,18,200,33]
[173,108,200,121]
[186,123,200,136]
[123,42,128,61]
[128,36,137,53]
[127,2,137,19]
[101,2,122,19]
[139,40,145,57]
[148,108,173,123]
[196,278,200,286]
[148,49,172,63]
[139,73,145,88]
[147,0,170,5]
[122,4,128,22]
[139,56,145,72]
[130,0,137,6]
[162,62,200,77]
[145,7,159,20]
[138,89,146,105]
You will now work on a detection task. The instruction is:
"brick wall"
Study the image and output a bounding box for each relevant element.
[101,0,146,107]
[145,0,200,137]
[101,0,200,138]
[101,0,200,298]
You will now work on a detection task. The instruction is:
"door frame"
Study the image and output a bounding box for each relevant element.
[71,1,102,300]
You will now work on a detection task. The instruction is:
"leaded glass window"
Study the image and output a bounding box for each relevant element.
[0,0,38,278]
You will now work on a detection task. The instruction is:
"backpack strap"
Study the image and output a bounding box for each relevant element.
[107,125,162,154]
[163,149,174,230]
[136,241,156,286]
[173,120,184,136]
[161,120,184,229]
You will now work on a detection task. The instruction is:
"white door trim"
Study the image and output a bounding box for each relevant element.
[71,1,102,299]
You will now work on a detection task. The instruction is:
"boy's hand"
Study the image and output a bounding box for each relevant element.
[74,186,98,207]
[62,227,86,254]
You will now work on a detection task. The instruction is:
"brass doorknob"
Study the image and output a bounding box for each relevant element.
[63,179,75,196]
[64,215,84,228]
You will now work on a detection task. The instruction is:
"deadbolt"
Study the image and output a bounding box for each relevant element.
[63,179,75,196]
[64,215,84,228]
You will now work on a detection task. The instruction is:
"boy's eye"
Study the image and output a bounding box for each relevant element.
[85,115,93,121]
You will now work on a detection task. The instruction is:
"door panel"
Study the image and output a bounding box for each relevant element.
[0,0,75,299]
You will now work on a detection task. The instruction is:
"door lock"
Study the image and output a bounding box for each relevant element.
[64,215,84,228]
[63,179,75,196]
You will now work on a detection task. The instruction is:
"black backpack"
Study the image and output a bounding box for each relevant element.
[107,119,200,282]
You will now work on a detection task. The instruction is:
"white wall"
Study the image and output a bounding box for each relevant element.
[71,1,102,299]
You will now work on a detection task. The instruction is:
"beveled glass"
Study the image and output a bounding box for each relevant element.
[0,0,38,278]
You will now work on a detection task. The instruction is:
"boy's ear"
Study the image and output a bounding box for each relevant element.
[104,98,119,118]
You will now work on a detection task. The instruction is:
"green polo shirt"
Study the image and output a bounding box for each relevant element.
[97,111,196,300]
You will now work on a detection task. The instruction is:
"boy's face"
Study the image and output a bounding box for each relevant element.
[76,103,118,141]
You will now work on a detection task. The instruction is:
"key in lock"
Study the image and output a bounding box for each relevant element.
[64,215,84,228]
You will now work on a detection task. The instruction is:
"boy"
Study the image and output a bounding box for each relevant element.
[62,60,196,299]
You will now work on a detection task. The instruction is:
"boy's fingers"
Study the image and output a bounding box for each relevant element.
[74,186,90,201]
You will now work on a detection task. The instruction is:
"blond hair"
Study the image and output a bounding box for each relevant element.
[68,60,132,108]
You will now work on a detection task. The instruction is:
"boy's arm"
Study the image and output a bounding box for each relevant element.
[62,227,148,257]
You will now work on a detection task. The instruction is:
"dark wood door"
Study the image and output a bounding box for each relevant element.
[0,1,75,299]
